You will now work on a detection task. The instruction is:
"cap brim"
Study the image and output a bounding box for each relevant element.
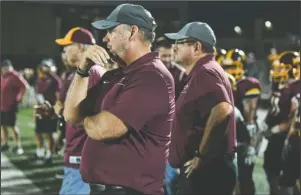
[92,20,121,30]
[164,33,189,40]
[55,38,73,46]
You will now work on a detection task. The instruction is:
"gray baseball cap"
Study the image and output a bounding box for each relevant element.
[165,22,216,46]
[92,3,157,31]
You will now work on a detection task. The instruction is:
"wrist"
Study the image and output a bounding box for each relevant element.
[79,59,90,71]
[77,66,90,77]
[195,150,206,159]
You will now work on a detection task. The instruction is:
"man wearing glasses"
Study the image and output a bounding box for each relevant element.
[63,3,175,195]
[165,22,237,194]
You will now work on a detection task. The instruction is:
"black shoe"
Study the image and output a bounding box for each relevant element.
[55,169,64,179]
[1,144,9,152]
[44,157,52,165]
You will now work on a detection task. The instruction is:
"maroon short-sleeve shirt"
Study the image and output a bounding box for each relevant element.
[35,73,62,105]
[80,52,175,195]
[169,55,236,168]
[64,65,105,168]
[1,70,28,112]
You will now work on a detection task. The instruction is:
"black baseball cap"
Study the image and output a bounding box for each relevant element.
[165,22,216,47]
[92,3,157,31]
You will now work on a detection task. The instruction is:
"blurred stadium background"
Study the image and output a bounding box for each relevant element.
[1,1,300,194]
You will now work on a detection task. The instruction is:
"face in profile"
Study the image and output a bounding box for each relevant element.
[103,24,132,60]
[157,47,172,63]
[173,40,195,65]
[62,43,84,67]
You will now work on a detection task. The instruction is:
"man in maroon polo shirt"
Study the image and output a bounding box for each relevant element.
[155,36,187,100]
[63,3,175,195]
[165,22,237,195]
[1,59,28,154]
[33,59,62,165]
[54,26,106,194]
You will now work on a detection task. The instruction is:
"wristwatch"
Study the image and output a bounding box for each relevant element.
[194,150,206,159]
[76,66,90,77]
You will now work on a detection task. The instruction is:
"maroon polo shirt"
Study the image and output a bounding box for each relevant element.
[235,76,261,116]
[169,55,236,168]
[64,65,105,169]
[35,73,62,105]
[1,70,28,112]
[59,69,76,103]
[80,52,175,195]
[162,61,188,100]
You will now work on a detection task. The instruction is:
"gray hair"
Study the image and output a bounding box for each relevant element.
[123,24,156,45]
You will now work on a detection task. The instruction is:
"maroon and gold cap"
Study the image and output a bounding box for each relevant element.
[55,27,96,45]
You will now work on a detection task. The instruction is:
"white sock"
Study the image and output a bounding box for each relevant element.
[45,150,52,159]
[36,148,45,158]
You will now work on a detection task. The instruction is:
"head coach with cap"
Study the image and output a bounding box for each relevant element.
[63,3,175,195]
[165,22,237,195]
[53,27,106,195]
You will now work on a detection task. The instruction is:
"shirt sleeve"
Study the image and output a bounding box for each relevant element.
[15,74,29,102]
[108,71,171,131]
[194,69,231,118]
[15,74,29,90]
[88,65,106,89]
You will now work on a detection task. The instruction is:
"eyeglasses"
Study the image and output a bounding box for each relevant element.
[175,39,197,46]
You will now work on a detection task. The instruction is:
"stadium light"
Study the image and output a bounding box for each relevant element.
[265,21,272,30]
[234,26,242,35]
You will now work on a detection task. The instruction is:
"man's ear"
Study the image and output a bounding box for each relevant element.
[194,41,202,54]
[129,25,139,41]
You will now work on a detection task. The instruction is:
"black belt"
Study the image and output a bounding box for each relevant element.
[90,184,124,192]
[89,184,142,195]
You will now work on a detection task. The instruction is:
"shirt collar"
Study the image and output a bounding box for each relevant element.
[122,52,159,74]
[189,54,215,76]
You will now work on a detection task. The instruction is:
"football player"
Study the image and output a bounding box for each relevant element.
[260,51,300,195]
[221,48,261,195]
[33,59,62,165]
[278,53,300,195]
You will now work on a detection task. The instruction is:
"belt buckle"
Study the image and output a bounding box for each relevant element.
[69,156,81,164]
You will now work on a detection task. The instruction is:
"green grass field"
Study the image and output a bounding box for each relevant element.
[4,108,63,194]
[3,107,270,194]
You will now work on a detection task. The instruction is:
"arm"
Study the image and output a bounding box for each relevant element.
[63,74,89,123]
[198,102,233,156]
[242,96,260,146]
[271,100,298,134]
[242,96,259,124]
[82,72,170,141]
[83,111,127,140]
[16,75,29,102]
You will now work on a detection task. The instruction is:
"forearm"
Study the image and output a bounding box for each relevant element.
[83,111,127,141]
[63,74,89,123]
[243,97,259,124]
[16,88,26,102]
[199,102,233,156]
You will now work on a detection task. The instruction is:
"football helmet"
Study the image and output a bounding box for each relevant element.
[225,72,237,91]
[215,48,227,64]
[270,51,300,83]
[221,48,246,80]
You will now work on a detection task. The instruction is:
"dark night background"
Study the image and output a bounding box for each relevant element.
[1,1,300,71]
